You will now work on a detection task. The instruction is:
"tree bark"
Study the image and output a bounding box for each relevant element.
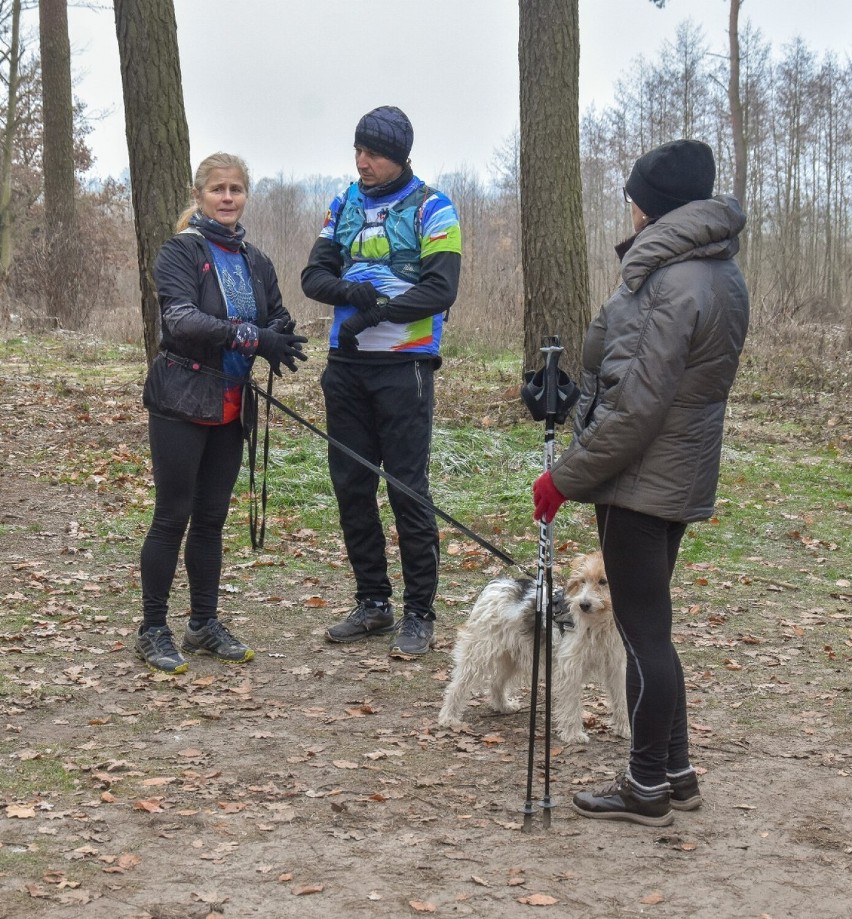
[40,0,78,328]
[519,0,590,376]
[113,0,190,365]
[0,0,22,308]
[728,1,747,208]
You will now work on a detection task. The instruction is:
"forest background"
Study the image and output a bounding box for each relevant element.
[1,3,851,359]
[0,3,850,916]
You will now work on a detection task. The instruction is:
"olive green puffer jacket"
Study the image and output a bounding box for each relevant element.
[550,194,749,523]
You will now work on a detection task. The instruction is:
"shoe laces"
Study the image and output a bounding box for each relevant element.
[348,601,386,623]
[147,626,179,652]
[202,619,238,645]
[396,614,429,638]
[598,772,628,796]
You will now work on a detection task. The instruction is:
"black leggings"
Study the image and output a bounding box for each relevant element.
[140,414,244,628]
[596,504,690,786]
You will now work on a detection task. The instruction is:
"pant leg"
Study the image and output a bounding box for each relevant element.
[596,504,687,786]
[140,415,210,628]
[184,420,244,620]
[321,361,392,603]
[374,361,439,619]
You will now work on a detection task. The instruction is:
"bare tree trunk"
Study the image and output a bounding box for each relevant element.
[113,0,190,366]
[40,0,78,328]
[519,0,589,375]
[728,1,747,206]
[0,0,21,317]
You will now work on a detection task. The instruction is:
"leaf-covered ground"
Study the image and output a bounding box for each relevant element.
[0,333,850,919]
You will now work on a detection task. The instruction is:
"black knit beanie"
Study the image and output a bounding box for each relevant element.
[354,106,414,165]
[625,139,716,218]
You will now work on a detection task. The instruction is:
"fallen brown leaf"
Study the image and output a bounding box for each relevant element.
[517,893,558,905]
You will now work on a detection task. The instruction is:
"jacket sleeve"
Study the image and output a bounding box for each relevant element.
[154,237,235,350]
[551,269,696,498]
[300,237,351,306]
[383,250,461,321]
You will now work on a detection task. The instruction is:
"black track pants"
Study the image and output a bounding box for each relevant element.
[140,414,244,628]
[596,504,690,785]
[321,359,439,618]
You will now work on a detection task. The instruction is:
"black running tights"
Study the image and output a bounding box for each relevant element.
[596,504,690,786]
[140,414,244,628]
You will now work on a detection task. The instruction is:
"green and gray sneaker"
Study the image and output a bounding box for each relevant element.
[182,618,255,663]
[135,625,189,674]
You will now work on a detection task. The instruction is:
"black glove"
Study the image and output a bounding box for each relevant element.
[337,301,387,352]
[346,281,382,312]
[256,326,309,375]
[229,322,260,355]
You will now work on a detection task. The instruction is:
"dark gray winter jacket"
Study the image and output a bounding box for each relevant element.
[550,195,749,523]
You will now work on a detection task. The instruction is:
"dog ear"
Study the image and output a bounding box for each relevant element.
[565,573,582,596]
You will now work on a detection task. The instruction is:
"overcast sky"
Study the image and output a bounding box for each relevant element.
[27,0,852,184]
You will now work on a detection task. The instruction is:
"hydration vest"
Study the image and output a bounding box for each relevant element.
[333,181,431,284]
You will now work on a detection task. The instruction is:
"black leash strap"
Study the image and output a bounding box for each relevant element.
[252,381,532,578]
[156,351,531,575]
[245,368,273,550]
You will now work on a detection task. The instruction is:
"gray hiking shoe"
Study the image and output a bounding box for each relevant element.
[181,618,254,663]
[388,613,435,658]
[135,625,189,674]
[668,769,702,811]
[325,599,394,643]
[572,771,673,827]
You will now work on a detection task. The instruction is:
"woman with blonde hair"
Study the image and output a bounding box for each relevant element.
[136,152,307,673]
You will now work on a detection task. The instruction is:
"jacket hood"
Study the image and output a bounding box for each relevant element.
[621,194,746,293]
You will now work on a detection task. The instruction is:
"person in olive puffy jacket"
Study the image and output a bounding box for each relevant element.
[533,140,749,826]
[137,152,307,675]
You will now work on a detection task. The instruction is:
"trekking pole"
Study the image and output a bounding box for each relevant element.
[538,336,563,828]
[521,336,564,832]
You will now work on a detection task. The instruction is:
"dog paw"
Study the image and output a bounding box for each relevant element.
[438,713,464,729]
[612,720,631,738]
[558,729,590,745]
[493,697,523,714]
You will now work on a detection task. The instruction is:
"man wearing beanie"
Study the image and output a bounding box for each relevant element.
[301,105,462,658]
[532,138,749,826]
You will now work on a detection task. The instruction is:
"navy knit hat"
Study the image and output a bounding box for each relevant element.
[625,139,715,218]
[354,106,414,165]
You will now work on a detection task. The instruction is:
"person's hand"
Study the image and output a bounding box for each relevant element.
[337,301,386,352]
[256,327,309,375]
[533,470,567,523]
[346,281,382,312]
[230,322,260,355]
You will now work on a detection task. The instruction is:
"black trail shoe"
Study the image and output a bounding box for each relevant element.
[325,600,394,643]
[388,613,435,658]
[135,625,188,674]
[668,769,702,811]
[572,771,673,827]
[182,618,254,663]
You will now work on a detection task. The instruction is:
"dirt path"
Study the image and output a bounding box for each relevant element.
[0,341,850,919]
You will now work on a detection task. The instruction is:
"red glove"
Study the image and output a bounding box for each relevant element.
[533,470,567,523]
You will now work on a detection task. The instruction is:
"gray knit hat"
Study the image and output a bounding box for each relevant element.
[354,106,414,165]
[625,139,716,218]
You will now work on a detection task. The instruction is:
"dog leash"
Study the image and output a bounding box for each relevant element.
[155,353,535,577]
[255,380,535,578]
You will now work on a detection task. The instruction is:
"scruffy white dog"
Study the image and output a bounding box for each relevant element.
[438,551,629,744]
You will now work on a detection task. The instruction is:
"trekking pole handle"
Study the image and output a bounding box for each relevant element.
[540,336,564,421]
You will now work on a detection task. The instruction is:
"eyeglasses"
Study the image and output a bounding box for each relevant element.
[622,187,633,204]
